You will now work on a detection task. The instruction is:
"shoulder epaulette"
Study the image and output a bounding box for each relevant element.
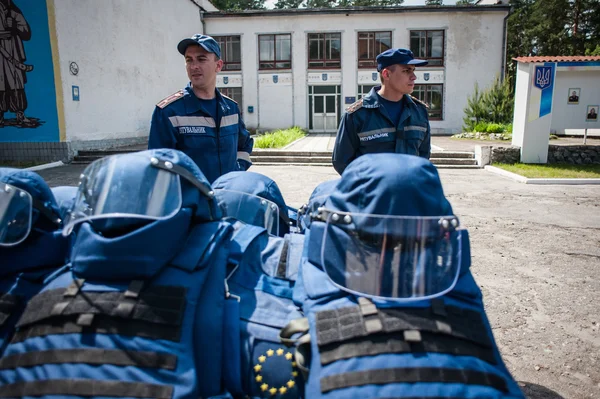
[346,99,364,114]
[156,90,184,109]
[410,95,430,109]
[220,93,238,105]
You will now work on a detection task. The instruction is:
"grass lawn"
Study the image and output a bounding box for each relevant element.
[493,163,600,178]
[254,127,306,149]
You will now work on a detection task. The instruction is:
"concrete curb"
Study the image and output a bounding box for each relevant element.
[25,161,65,172]
[281,136,309,150]
[484,165,600,185]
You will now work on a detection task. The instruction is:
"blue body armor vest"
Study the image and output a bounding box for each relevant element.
[289,226,524,399]
[223,222,305,399]
[0,214,233,399]
[0,170,70,358]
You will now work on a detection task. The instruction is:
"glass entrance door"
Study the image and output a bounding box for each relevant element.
[309,85,340,133]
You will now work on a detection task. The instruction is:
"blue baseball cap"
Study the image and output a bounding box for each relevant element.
[177,34,221,59]
[376,48,428,71]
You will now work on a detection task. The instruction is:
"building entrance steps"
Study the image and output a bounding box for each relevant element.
[71,134,482,168]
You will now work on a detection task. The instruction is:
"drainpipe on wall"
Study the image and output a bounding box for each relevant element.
[188,0,207,33]
[500,6,512,82]
[199,8,206,34]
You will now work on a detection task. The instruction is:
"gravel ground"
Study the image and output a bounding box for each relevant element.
[37,163,600,399]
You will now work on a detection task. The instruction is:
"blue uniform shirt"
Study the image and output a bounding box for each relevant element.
[332,86,431,175]
[377,92,403,128]
[149,84,254,183]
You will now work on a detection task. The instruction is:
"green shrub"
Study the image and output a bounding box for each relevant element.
[486,123,505,133]
[504,123,513,133]
[473,122,488,132]
[254,126,306,149]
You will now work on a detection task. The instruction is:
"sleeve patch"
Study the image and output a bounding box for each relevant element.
[157,90,184,109]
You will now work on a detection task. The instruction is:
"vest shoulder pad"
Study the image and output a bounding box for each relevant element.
[157,90,184,109]
[346,99,364,114]
[410,95,430,109]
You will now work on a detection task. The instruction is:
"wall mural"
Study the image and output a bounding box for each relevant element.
[0,0,59,142]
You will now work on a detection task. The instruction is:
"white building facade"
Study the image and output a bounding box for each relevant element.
[0,1,510,163]
[206,5,510,134]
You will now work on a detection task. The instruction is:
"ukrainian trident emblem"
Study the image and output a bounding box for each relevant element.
[534,66,553,90]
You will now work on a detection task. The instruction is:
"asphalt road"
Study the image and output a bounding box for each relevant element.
[37,163,600,399]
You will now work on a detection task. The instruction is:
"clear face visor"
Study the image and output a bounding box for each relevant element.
[320,210,461,301]
[62,154,183,236]
[214,189,279,235]
[0,183,33,246]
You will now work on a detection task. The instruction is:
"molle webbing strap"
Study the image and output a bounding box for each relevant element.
[0,379,173,399]
[320,367,509,394]
[319,331,496,366]
[315,300,491,349]
[14,283,187,342]
[11,317,182,343]
[0,348,177,370]
[0,292,19,327]
[276,236,290,279]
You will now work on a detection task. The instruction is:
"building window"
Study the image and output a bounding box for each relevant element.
[308,33,341,69]
[413,84,443,120]
[410,30,444,67]
[259,34,291,70]
[357,31,391,69]
[214,36,241,71]
[357,85,377,99]
[220,87,243,114]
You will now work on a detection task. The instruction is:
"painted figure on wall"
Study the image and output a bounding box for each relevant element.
[0,0,35,128]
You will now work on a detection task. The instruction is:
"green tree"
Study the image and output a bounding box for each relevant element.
[482,75,514,125]
[211,0,265,10]
[455,0,476,5]
[425,0,443,4]
[462,76,514,131]
[274,0,304,8]
[506,0,600,77]
[462,83,488,131]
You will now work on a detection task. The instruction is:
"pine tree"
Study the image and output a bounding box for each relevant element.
[462,83,488,131]
[425,0,443,5]
[482,75,514,125]
[274,0,304,8]
[211,0,265,10]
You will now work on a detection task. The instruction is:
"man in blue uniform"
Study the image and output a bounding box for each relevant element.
[149,34,254,183]
[332,48,431,175]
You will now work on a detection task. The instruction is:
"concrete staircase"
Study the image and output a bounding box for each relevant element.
[250,150,479,168]
[72,149,479,168]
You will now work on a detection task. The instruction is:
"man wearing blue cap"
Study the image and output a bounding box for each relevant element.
[332,48,431,175]
[149,34,254,184]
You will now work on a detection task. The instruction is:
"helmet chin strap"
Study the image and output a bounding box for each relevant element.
[31,197,62,226]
